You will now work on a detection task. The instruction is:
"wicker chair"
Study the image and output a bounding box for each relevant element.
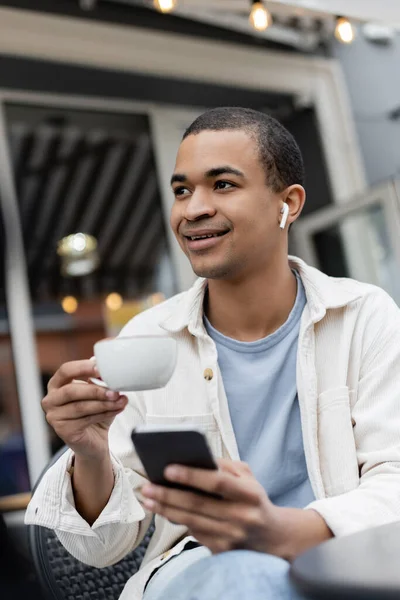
[28,448,154,600]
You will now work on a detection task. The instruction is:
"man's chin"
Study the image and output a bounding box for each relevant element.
[191,261,231,280]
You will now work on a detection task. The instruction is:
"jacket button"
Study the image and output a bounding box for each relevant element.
[351,417,356,427]
[204,368,214,381]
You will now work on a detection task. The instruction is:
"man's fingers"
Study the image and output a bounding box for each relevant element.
[47,360,98,391]
[143,499,218,531]
[217,459,252,477]
[141,482,258,525]
[142,484,225,520]
[142,498,244,552]
[43,382,120,409]
[164,466,261,504]
[47,396,128,422]
[58,408,125,430]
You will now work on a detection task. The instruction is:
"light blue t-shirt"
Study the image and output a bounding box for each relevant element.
[204,273,315,508]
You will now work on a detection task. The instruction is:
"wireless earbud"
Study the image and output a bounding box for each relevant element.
[280,203,289,230]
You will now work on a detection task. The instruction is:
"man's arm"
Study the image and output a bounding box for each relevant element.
[306,289,400,537]
[25,360,152,567]
[40,359,127,526]
[270,507,333,561]
[142,290,400,551]
[71,454,115,526]
[142,459,332,560]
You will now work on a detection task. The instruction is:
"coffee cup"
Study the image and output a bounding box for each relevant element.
[93,336,177,391]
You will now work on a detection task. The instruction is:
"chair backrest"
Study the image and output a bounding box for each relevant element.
[28,447,154,600]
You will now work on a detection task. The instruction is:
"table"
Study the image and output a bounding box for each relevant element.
[290,522,400,599]
[0,492,31,513]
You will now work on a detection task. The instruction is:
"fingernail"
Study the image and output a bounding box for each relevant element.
[165,465,180,480]
[142,484,155,497]
[106,390,119,400]
[143,499,155,510]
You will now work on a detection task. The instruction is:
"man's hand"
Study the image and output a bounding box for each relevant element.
[42,359,129,524]
[142,459,332,560]
[43,359,128,460]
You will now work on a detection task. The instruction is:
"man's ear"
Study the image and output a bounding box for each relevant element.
[282,185,306,227]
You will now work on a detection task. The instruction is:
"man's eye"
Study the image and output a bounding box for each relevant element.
[173,186,189,197]
[215,181,234,190]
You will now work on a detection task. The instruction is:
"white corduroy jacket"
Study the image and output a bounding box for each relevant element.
[26,257,400,600]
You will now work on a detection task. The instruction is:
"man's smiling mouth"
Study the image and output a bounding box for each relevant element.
[186,232,229,241]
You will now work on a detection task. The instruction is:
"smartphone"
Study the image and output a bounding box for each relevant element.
[131,424,218,496]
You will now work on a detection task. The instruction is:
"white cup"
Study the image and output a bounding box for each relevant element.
[93,336,177,392]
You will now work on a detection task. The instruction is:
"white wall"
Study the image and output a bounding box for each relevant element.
[334,31,400,186]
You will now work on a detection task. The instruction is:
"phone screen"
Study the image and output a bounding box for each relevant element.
[131,427,218,496]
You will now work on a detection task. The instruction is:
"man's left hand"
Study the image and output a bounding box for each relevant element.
[141,459,332,560]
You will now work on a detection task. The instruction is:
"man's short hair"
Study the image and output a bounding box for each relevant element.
[183,107,305,192]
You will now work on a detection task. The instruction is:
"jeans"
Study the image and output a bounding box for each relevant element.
[144,546,308,600]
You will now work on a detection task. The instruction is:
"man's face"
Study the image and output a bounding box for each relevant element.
[170,129,285,281]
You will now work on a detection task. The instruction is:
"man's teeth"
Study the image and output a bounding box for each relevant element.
[190,233,224,240]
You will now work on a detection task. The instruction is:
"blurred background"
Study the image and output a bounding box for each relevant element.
[0,0,399,547]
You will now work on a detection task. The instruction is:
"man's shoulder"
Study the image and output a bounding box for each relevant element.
[295,257,397,313]
[119,290,189,336]
[328,274,390,300]
[316,271,400,329]
[329,274,395,304]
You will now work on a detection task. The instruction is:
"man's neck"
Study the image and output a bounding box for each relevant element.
[205,258,297,342]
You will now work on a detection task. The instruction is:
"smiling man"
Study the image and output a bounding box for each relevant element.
[26,108,400,600]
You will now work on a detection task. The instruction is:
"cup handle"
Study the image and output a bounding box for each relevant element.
[88,377,109,389]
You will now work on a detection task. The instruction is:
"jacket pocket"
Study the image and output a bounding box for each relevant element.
[145,413,223,458]
[318,386,359,496]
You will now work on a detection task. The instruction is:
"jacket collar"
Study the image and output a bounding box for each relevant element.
[159,256,364,335]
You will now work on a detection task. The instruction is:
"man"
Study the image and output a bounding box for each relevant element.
[26,107,400,600]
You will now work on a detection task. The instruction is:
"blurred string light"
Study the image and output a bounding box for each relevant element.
[62,296,78,314]
[249,0,272,32]
[79,0,97,10]
[154,0,177,14]
[105,292,124,311]
[150,292,166,306]
[335,16,355,44]
[57,233,99,277]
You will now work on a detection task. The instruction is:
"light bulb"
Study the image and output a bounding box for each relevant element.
[249,1,272,32]
[150,292,166,306]
[80,0,97,10]
[154,0,177,13]
[57,233,99,277]
[105,293,123,312]
[70,233,87,252]
[335,17,355,44]
[62,296,78,314]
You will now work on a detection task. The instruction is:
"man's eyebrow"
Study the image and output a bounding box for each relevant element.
[170,173,187,186]
[170,166,245,187]
[205,166,245,179]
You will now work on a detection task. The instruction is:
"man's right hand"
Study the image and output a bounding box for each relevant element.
[42,359,128,461]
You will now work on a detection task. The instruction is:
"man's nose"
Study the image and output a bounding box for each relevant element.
[184,190,216,221]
